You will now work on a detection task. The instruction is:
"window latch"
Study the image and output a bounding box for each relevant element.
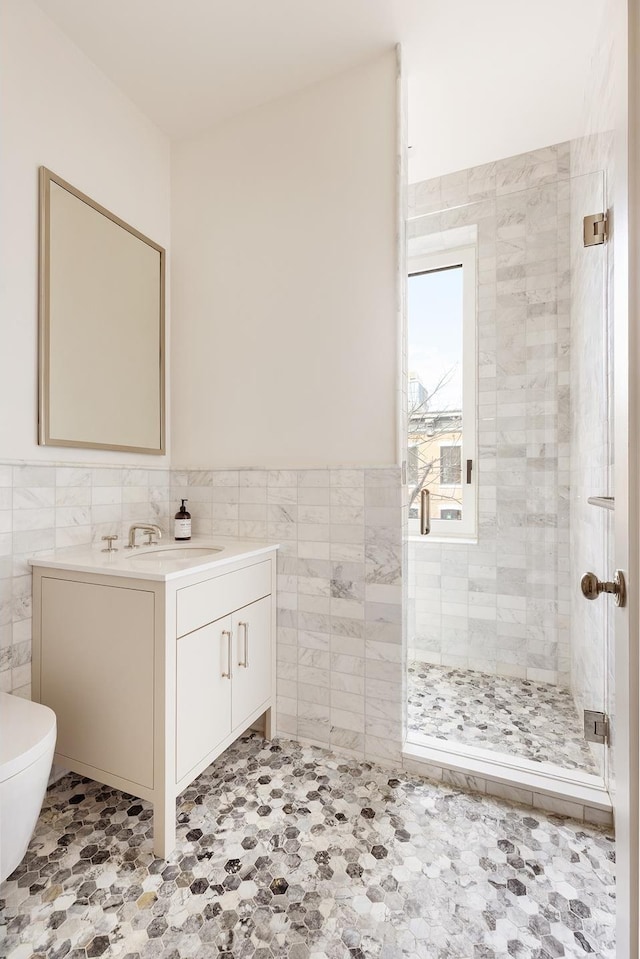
[466,459,473,485]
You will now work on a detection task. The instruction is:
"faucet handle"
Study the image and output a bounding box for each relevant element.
[101,534,118,553]
[143,530,159,545]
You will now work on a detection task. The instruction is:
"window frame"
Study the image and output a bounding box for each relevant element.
[407,245,478,541]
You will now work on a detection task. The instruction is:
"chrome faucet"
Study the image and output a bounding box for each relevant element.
[126,523,163,549]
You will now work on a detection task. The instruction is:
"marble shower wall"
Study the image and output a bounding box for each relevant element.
[0,461,171,697]
[170,467,404,765]
[407,142,573,686]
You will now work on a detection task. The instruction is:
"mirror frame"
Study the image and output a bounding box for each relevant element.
[38,167,166,454]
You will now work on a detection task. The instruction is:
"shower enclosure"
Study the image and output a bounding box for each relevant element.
[404,140,614,804]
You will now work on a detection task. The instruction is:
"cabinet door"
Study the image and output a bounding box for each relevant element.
[231,596,272,730]
[176,615,232,782]
[41,578,155,789]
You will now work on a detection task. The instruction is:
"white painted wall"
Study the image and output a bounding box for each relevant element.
[406,0,603,183]
[35,1,603,185]
[0,0,171,464]
[171,51,398,468]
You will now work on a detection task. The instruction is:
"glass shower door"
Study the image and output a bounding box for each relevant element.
[405,166,611,781]
[569,168,612,785]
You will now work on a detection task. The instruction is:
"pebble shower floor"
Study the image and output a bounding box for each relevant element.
[0,735,615,958]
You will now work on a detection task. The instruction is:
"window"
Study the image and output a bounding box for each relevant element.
[439,445,462,486]
[407,246,477,539]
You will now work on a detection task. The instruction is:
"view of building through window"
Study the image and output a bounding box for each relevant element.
[407,264,463,525]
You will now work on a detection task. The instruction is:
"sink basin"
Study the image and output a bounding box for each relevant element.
[130,546,224,563]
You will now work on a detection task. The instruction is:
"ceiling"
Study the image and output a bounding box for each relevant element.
[35,0,604,181]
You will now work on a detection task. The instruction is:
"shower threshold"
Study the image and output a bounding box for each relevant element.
[403,734,612,825]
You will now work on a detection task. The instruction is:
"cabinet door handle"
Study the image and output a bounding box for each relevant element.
[221,629,233,679]
[238,621,249,668]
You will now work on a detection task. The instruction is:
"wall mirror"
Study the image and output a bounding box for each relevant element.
[39,167,165,454]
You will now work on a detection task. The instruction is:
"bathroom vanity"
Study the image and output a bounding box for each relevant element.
[30,539,278,858]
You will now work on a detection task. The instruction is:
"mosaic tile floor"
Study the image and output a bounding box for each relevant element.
[407,662,599,773]
[1,734,615,959]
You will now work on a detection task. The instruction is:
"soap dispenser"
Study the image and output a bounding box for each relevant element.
[174,499,192,541]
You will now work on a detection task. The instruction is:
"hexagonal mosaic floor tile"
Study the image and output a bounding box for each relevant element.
[408,662,599,773]
[1,735,615,958]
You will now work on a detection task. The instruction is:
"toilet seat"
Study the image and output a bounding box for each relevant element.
[0,692,56,783]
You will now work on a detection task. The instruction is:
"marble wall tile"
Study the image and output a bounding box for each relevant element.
[1,460,172,697]
[172,465,404,764]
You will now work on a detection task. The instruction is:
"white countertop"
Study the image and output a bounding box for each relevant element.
[29,537,279,582]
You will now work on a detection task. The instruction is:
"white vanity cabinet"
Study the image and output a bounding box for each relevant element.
[31,542,278,858]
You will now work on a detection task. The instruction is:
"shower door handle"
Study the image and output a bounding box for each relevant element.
[420,488,430,535]
[580,570,626,607]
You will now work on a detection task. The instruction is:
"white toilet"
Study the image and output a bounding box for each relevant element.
[0,692,56,883]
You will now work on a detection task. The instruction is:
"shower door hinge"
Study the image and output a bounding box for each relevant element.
[584,709,609,745]
[583,212,608,247]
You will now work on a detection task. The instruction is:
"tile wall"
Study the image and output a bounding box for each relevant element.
[0,461,405,768]
[407,142,572,686]
[170,467,404,765]
[0,461,170,697]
